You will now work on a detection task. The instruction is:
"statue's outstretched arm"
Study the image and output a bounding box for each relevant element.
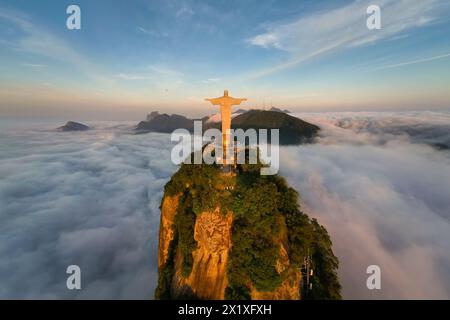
[205,98,221,106]
[232,98,247,105]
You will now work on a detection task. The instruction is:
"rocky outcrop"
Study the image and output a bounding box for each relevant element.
[171,209,233,299]
[251,270,301,300]
[268,107,291,113]
[136,113,194,133]
[147,111,161,122]
[206,110,319,145]
[57,121,89,131]
[158,195,180,268]
[251,244,301,300]
[155,162,341,300]
[157,197,302,300]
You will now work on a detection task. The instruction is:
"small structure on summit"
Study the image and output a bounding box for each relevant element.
[205,90,247,166]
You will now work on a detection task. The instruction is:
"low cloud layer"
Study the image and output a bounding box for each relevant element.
[0,122,177,299]
[0,112,449,299]
[310,111,450,149]
[281,111,450,299]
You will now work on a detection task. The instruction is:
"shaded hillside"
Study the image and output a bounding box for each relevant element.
[155,157,341,300]
[57,121,90,131]
[207,110,320,145]
[136,112,194,132]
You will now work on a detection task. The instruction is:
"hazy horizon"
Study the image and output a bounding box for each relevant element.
[1,107,450,122]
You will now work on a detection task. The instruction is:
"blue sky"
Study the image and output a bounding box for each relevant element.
[1,0,450,119]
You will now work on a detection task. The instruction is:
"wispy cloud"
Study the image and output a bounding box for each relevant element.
[115,73,154,81]
[247,0,448,78]
[176,3,194,18]
[21,63,47,68]
[202,78,220,83]
[279,93,320,100]
[147,65,184,77]
[137,26,168,38]
[115,65,184,82]
[369,52,450,71]
[0,8,112,86]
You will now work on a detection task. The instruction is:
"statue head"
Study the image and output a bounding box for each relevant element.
[224,89,229,97]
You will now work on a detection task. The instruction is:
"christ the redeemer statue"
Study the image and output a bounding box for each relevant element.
[205,90,247,166]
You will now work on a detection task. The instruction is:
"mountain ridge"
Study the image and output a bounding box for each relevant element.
[135,110,319,145]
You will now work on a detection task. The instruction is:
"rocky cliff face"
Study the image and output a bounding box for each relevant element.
[250,238,301,300]
[157,199,302,300]
[155,162,341,300]
[157,197,302,300]
[157,201,232,299]
[158,195,180,269]
[171,209,232,299]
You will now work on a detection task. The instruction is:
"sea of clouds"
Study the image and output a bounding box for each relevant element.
[0,112,449,299]
[0,121,177,299]
[283,111,450,299]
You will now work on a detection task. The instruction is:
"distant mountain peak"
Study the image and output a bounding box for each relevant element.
[268,107,291,113]
[137,112,193,132]
[146,111,161,121]
[207,110,319,145]
[233,108,248,114]
[57,121,90,131]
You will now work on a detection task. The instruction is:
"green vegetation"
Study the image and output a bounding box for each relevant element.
[174,193,197,277]
[307,219,342,300]
[226,175,283,297]
[155,151,341,300]
[164,153,233,215]
[272,176,342,299]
